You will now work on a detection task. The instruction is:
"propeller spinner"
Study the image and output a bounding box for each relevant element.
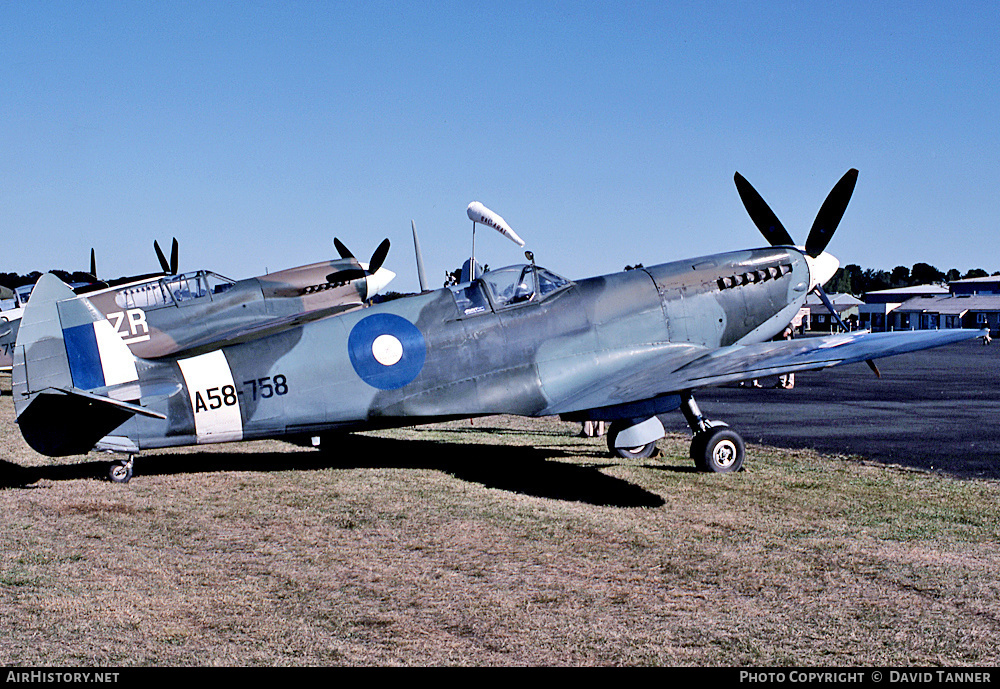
[734,168,878,376]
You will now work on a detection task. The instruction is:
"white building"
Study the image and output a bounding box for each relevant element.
[861,277,1000,335]
[804,292,863,331]
[859,284,949,332]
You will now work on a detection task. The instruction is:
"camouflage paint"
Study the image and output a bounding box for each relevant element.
[12,245,984,458]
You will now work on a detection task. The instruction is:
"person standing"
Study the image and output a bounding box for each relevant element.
[779,326,795,389]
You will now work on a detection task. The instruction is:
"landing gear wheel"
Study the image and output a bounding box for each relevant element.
[693,427,745,473]
[689,421,728,461]
[607,421,659,459]
[108,457,134,484]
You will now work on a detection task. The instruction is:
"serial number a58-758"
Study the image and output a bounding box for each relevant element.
[192,375,288,412]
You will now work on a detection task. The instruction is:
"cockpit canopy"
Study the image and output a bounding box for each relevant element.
[449,264,570,317]
[114,270,236,310]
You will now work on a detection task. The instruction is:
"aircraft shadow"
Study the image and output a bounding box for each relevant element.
[0,458,101,486]
[0,436,666,508]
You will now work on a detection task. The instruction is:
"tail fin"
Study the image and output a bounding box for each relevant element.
[13,274,163,456]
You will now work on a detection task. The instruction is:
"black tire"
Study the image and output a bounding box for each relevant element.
[690,431,708,462]
[108,460,133,484]
[607,421,659,459]
[693,427,745,473]
[689,421,728,460]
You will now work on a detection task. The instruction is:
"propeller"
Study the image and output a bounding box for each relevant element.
[804,168,858,258]
[154,238,179,275]
[327,237,391,284]
[735,169,858,257]
[734,168,879,377]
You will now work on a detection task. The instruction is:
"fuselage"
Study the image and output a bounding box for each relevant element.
[96,246,812,453]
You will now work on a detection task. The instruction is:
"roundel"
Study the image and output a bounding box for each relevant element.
[348,313,427,390]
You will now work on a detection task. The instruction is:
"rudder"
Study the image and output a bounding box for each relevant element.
[12,274,160,456]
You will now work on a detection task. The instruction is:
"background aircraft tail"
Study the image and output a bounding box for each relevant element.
[13,273,163,456]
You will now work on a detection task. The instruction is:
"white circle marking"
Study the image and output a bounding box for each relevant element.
[372,334,404,366]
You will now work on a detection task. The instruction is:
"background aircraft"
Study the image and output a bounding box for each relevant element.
[75,237,394,359]
[10,170,986,482]
[0,237,394,368]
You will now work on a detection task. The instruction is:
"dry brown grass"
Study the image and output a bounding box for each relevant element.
[1,389,999,667]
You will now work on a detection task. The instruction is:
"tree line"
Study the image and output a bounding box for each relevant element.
[0,270,97,291]
[823,264,997,297]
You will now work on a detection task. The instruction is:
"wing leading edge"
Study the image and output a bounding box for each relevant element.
[542,328,987,417]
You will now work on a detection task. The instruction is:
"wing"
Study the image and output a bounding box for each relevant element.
[542,329,987,416]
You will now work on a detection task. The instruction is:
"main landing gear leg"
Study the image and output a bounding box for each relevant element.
[108,455,134,484]
[681,392,745,473]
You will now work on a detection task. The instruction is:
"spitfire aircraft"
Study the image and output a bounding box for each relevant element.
[0,237,395,369]
[11,170,986,482]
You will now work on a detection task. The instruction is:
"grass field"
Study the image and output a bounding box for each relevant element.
[2,391,999,666]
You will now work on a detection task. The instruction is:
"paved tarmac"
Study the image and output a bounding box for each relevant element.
[661,338,1000,479]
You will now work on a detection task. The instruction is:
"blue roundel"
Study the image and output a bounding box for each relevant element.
[348,313,426,390]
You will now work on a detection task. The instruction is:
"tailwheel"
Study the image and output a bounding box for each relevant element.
[606,421,659,459]
[692,426,745,473]
[108,456,134,484]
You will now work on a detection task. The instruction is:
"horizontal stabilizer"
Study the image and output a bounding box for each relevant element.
[17,386,164,457]
[51,385,165,419]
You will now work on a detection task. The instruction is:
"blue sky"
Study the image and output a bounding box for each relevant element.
[3,1,999,293]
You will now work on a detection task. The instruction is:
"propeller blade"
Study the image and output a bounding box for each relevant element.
[368,239,390,273]
[333,237,354,260]
[805,168,858,258]
[154,240,170,273]
[170,237,179,275]
[90,248,97,279]
[734,172,795,247]
[814,284,850,332]
[814,284,880,377]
